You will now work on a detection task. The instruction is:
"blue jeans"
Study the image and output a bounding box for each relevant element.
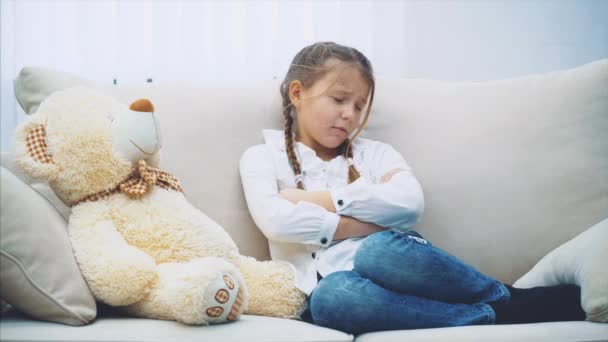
[306,230,510,334]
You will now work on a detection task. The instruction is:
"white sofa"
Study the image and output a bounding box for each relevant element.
[1,60,607,341]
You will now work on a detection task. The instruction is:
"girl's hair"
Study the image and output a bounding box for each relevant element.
[279,41,375,190]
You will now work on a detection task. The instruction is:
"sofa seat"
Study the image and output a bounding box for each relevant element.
[4,310,606,342]
[357,321,608,342]
[0,310,353,342]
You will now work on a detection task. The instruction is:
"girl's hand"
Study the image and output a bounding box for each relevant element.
[334,216,385,240]
[380,168,405,183]
[279,188,307,204]
[280,188,337,212]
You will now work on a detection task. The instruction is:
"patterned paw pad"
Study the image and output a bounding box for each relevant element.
[204,274,244,322]
[215,289,230,303]
[206,306,224,317]
[223,275,234,289]
[226,287,244,321]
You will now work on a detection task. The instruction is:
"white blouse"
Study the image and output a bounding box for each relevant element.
[239,129,425,295]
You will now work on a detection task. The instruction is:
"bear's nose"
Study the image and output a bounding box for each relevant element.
[130,99,154,113]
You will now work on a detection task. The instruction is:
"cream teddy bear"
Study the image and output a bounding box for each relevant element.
[14,87,306,325]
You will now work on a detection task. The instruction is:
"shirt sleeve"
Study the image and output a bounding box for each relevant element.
[329,142,425,231]
[239,145,339,247]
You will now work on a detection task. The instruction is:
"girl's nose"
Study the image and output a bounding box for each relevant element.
[341,107,355,120]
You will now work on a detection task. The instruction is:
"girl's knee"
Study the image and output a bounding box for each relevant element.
[354,230,401,272]
[356,230,393,256]
[354,230,431,277]
[310,271,382,334]
[309,271,357,326]
[310,271,352,306]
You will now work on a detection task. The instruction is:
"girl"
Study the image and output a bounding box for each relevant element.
[239,42,585,334]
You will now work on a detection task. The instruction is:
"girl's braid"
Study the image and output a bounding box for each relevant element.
[281,84,304,189]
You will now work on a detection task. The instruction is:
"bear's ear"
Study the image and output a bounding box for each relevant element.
[13,119,60,180]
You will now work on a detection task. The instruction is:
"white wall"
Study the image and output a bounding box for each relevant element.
[1,0,607,151]
[1,0,17,153]
[399,0,608,81]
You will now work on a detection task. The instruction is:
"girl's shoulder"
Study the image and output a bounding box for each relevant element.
[352,136,397,157]
[352,137,409,173]
[240,143,273,168]
[240,130,284,171]
[253,129,291,155]
[241,129,284,159]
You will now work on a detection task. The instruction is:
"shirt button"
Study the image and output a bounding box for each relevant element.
[320,237,328,244]
[337,199,344,206]
[311,252,316,259]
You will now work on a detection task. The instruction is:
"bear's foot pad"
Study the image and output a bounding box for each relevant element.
[205,274,244,323]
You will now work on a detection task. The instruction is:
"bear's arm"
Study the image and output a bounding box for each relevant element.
[68,219,158,306]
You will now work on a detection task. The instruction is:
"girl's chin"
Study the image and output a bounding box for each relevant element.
[321,137,347,149]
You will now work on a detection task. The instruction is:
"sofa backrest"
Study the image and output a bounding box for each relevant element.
[9,60,608,284]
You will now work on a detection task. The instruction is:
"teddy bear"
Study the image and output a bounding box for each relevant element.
[13,86,307,325]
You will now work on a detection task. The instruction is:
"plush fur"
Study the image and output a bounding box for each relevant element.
[14,87,306,325]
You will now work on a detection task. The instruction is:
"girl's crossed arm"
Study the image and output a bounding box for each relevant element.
[280,143,425,232]
[240,145,385,247]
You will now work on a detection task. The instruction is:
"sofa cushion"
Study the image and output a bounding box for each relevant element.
[0,311,353,342]
[0,167,96,326]
[355,321,608,342]
[514,218,608,322]
[367,59,608,283]
[12,60,608,284]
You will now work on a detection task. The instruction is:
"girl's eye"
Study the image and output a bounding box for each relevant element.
[332,97,344,103]
[355,106,362,112]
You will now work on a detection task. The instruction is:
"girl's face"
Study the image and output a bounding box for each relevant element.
[290,60,371,160]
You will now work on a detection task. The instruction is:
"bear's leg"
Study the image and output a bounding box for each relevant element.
[126,257,248,325]
[238,255,308,319]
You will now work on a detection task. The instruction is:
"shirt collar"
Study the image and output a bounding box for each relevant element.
[262,129,334,173]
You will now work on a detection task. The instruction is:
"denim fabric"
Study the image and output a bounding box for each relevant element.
[307,230,510,334]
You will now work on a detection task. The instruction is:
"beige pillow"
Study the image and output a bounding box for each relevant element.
[513,218,608,322]
[0,166,96,326]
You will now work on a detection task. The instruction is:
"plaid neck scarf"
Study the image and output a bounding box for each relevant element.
[73,160,183,206]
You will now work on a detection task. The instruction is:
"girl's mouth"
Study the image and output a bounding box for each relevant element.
[332,127,348,135]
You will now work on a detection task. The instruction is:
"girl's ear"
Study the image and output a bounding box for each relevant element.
[13,119,60,181]
[289,80,303,107]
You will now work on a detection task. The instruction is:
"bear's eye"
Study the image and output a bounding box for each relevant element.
[106,114,115,122]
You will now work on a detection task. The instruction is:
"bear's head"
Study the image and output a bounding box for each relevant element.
[14,86,162,206]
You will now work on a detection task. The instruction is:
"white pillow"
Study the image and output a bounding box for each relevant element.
[513,218,608,322]
[14,66,96,114]
[0,167,96,325]
[0,152,70,220]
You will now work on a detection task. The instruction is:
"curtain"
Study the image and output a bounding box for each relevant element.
[1,0,606,151]
[0,0,410,151]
